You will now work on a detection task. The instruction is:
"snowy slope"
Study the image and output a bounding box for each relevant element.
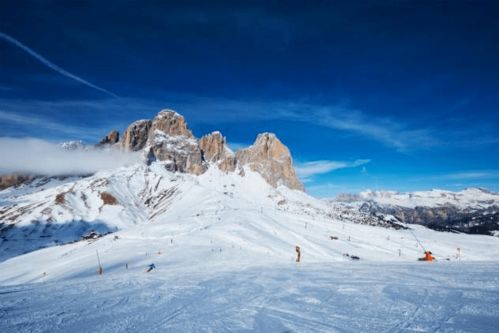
[2,162,499,332]
[2,262,499,333]
[1,162,499,286]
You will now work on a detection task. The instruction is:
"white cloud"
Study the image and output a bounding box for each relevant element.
[295,159,370,181]
[0,138,141,176]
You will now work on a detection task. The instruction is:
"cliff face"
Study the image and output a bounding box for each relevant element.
[121,119,152,151]
[198,132,236,173]
[236,133,304,191]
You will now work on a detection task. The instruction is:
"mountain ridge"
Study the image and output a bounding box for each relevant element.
[333,188,499,236]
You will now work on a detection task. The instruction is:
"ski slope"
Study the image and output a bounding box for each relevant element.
[1,163,499,332]
[1,262,499,332]
[1,163,499,285]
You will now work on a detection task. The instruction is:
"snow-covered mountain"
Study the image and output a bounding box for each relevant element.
[0,109,498,288]
[2,161,499,286]
[59,140,87,151]
[338,188,499,209]
[2,109,499,332]
[334,188,499,235]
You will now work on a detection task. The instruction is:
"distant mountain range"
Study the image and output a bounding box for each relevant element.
[333,188,499,236]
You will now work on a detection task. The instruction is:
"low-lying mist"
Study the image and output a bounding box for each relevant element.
[0,138,142,176]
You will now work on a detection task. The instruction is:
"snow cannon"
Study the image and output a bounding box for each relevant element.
[418,251,435,262]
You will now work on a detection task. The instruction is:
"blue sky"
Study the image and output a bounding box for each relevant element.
[1,1,498,197]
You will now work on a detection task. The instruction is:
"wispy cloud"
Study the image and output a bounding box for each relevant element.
[163,98,441,151]
[0,31,117,98]
[0,109,106,140]
[439,171,499,180]
[319,110,437,151]
[0,137,141,176]
[295,159,370,181]
[0,95,494,153]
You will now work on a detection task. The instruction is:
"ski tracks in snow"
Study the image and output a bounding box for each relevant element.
[1,263,499,332]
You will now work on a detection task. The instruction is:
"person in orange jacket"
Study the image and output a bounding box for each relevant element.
[424,251,434,261]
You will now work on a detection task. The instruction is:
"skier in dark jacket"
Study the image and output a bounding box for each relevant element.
[146,263,156,272]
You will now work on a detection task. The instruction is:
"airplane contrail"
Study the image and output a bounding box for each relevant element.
[0,32,118,98]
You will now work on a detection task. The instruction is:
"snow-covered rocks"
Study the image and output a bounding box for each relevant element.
[59,140,86,151]
[198,131,236,172]
[118,109,304,190]
[149,109,194,139]
[150,130,206,175]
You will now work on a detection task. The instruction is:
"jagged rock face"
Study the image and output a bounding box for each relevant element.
[149,130,206,175]
[120,110,206,174]
[121,120,152,151]
[146,111,206,175]
[119,110,303,190]
[236,133,304,191]
[0,174,33,190]
[148,110,193,141]
[98,130,119,146]
[199,132,236,172]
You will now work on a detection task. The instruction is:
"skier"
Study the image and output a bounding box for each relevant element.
[146,263,156,272]
[295,246,301,263]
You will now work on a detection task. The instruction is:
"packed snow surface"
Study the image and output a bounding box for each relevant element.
[1,262,499,333]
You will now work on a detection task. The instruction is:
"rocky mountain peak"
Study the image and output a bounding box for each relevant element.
[0,110,304,192]
[99,110,303,190]
[149,109,193,140]
[198,131,236,172]
[98,130,119,146]
[236,133,304,191]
